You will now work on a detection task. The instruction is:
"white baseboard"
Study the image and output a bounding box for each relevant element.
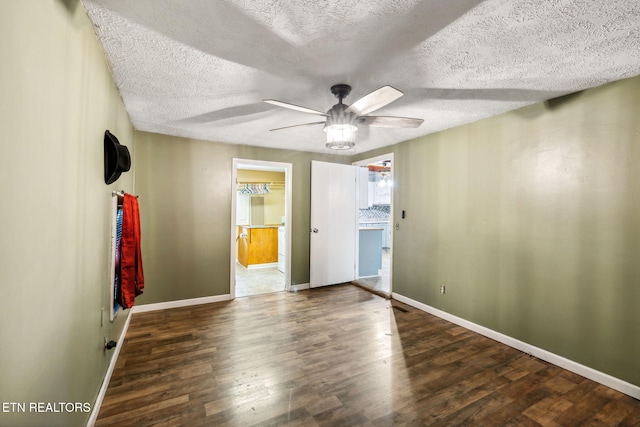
[392,292,640,400]
[86,310,133,427]
[245,262,278,270]
[132,294,233,313]
[290,283,310,292]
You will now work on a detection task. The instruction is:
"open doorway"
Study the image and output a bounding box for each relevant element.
[231,159,292,297]
[353,154,393,296]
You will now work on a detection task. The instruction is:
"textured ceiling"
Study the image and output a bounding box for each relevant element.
[83,0,640,154]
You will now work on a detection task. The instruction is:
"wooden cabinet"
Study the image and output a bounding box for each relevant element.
[237,226,278,268]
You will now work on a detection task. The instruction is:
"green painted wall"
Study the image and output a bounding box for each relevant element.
[0,1,134,426]
[133,132,349,304]
[356,76,640,387]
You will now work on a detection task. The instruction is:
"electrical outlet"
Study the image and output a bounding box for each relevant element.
[440,285,446,294]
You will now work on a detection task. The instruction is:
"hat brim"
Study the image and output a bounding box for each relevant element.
[104,130,130,185]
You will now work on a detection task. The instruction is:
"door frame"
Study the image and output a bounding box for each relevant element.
[230,158,293,298]
[352,152,394,294]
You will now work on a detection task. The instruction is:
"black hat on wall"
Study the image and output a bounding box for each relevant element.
[104,130,131,185]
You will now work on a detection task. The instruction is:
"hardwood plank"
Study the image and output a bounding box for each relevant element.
[96,284,640,426]
[589,399,635,426]
[95,395,190,426]
[427,390,514,426]
[522,396,573,424]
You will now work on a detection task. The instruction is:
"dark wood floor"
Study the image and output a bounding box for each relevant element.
[96,284,640,426]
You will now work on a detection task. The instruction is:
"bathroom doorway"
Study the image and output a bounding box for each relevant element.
[231,159,292,297]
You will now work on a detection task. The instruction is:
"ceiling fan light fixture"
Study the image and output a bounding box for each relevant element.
[265,84,421,150]
[324,103,358,150]
[325,123,357,150]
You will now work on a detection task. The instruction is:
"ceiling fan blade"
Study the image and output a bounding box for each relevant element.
[264,99,328,116]
[358,116,423,128]
[269,121,326,131]
[346,86,404,116]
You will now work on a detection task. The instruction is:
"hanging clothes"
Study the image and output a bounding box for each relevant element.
[118,193,144,308]
[114,207,124,311]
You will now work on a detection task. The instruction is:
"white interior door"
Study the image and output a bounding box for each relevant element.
[310,160,358,288]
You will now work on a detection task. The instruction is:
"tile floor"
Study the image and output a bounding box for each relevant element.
[235,248,390,298]
[353,248,391,295]
[235,263,285,297]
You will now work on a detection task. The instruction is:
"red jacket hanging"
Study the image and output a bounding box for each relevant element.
[119,193,144,308]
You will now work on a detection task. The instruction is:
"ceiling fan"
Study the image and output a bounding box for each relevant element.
[264,84,423,150]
